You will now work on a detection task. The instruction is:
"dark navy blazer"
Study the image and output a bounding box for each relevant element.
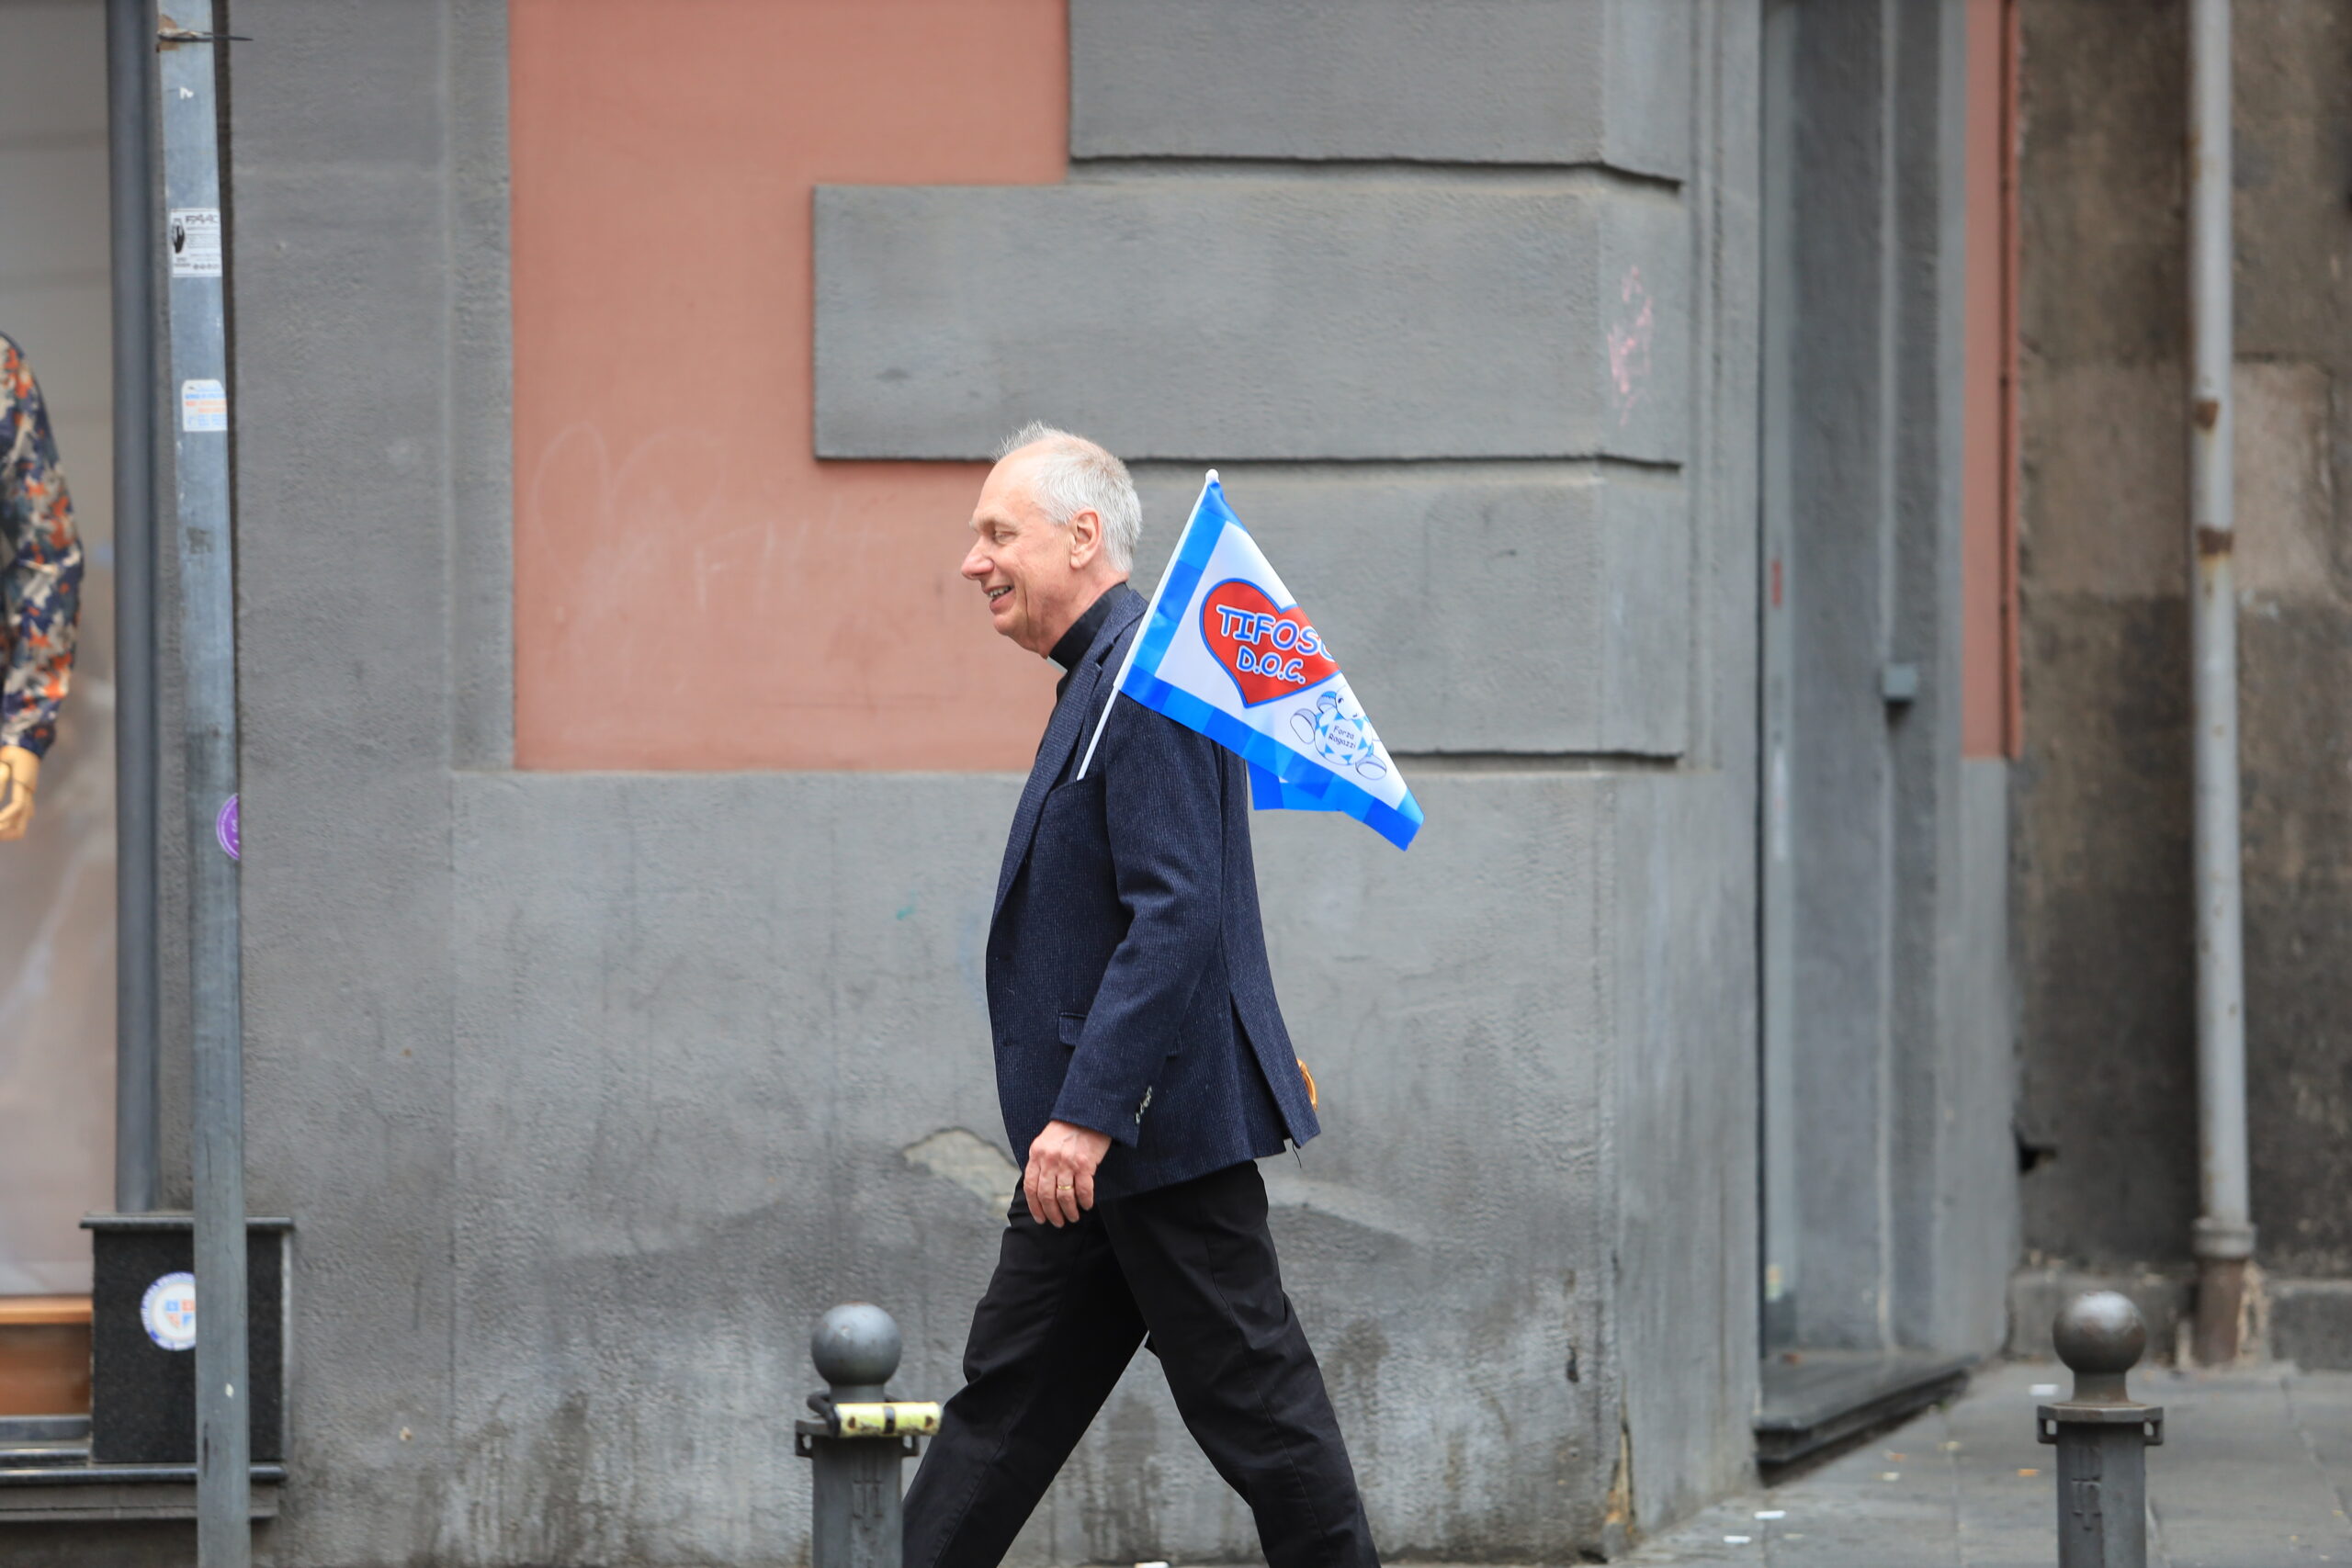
[987,582,1320,1197]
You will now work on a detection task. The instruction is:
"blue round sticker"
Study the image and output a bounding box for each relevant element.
[141,1271,197,1351]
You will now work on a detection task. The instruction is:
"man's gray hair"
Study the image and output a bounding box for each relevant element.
[995,422,1142,572]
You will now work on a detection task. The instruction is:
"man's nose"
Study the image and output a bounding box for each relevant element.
[960,542,990,581]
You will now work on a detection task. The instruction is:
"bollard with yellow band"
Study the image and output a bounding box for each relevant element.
[795,1303,931,1568]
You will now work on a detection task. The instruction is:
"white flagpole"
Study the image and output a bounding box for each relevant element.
[1075,468,1217,783]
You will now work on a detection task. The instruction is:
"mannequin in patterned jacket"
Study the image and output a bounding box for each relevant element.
[0,336,85,840]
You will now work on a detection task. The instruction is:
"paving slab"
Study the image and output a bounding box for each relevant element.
[2287,1376,2352,1531]
[1626,1359,2352,1567]
[2143,1372,2351,1567]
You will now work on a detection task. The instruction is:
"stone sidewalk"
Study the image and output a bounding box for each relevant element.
[1623,1359,2352,1567]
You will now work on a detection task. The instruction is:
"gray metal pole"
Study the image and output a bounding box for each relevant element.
[157,6,249,1562]
[2186,0,2255,1365]
[107,0,161,1217]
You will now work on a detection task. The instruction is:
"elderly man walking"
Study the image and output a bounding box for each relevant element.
[902,426,1378,1568]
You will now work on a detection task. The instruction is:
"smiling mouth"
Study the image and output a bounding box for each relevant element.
[987,586,1012,606]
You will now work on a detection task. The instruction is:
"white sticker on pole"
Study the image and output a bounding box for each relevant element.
[169,208,221,277]
[181,378,227,433]
[141,1271,198,1350]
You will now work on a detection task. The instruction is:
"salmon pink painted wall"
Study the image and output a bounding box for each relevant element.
[1961,0,2018,759]
[509,0,1068,770]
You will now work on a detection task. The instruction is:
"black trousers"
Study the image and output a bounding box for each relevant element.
[902,1160,1378,1568]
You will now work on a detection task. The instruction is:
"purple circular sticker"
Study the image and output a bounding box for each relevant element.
[216,795,239,861]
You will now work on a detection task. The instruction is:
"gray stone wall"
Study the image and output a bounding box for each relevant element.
[2014,0,2352,1284]
[1069,0,1691,174]
[107,2,1755,1563]
[220,0,509,1559]
[814,0,1763,1551]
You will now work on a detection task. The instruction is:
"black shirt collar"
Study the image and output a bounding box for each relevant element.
[1048,586,1121,680]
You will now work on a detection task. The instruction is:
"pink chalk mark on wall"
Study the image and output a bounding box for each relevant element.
[1607,265,1655,427]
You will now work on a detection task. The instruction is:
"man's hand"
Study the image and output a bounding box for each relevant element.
[1023,1119,1114,1228]
[0,746,40,840]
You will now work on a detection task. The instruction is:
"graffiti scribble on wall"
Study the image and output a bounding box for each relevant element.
[1607,265,1654,428]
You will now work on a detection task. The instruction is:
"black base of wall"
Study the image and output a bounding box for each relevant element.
[0,1520,270,1568]
[80,1215,290,1465]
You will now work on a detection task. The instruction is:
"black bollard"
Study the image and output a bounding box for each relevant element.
[796,1303,938,1568]
[2037,1292,2165,1568]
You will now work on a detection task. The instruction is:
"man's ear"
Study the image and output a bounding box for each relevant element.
[1068,507,1103,568]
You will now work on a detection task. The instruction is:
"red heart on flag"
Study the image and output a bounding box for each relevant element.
[1200,580,1339,706]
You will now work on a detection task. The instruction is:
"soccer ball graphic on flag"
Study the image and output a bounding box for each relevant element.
[1293,692,1387,781]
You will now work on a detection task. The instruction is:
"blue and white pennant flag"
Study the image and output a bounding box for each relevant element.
[1077,472,1423,850]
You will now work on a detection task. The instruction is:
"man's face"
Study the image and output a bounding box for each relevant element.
[962,449,1087,655]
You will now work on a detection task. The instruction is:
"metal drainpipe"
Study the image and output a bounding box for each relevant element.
[2187,0,2256,1365]
[107,0,162,1216]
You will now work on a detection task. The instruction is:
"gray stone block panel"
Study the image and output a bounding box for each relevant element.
[2272,1279,2352,1371]
[445,768,1628,1562]
[2007,1265,2195,1362]
[1129,466,1689,756]
[815,181,1689,463]
[1071,0,1690,178]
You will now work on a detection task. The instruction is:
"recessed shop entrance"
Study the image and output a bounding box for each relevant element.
[1754,0,2019,1466]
